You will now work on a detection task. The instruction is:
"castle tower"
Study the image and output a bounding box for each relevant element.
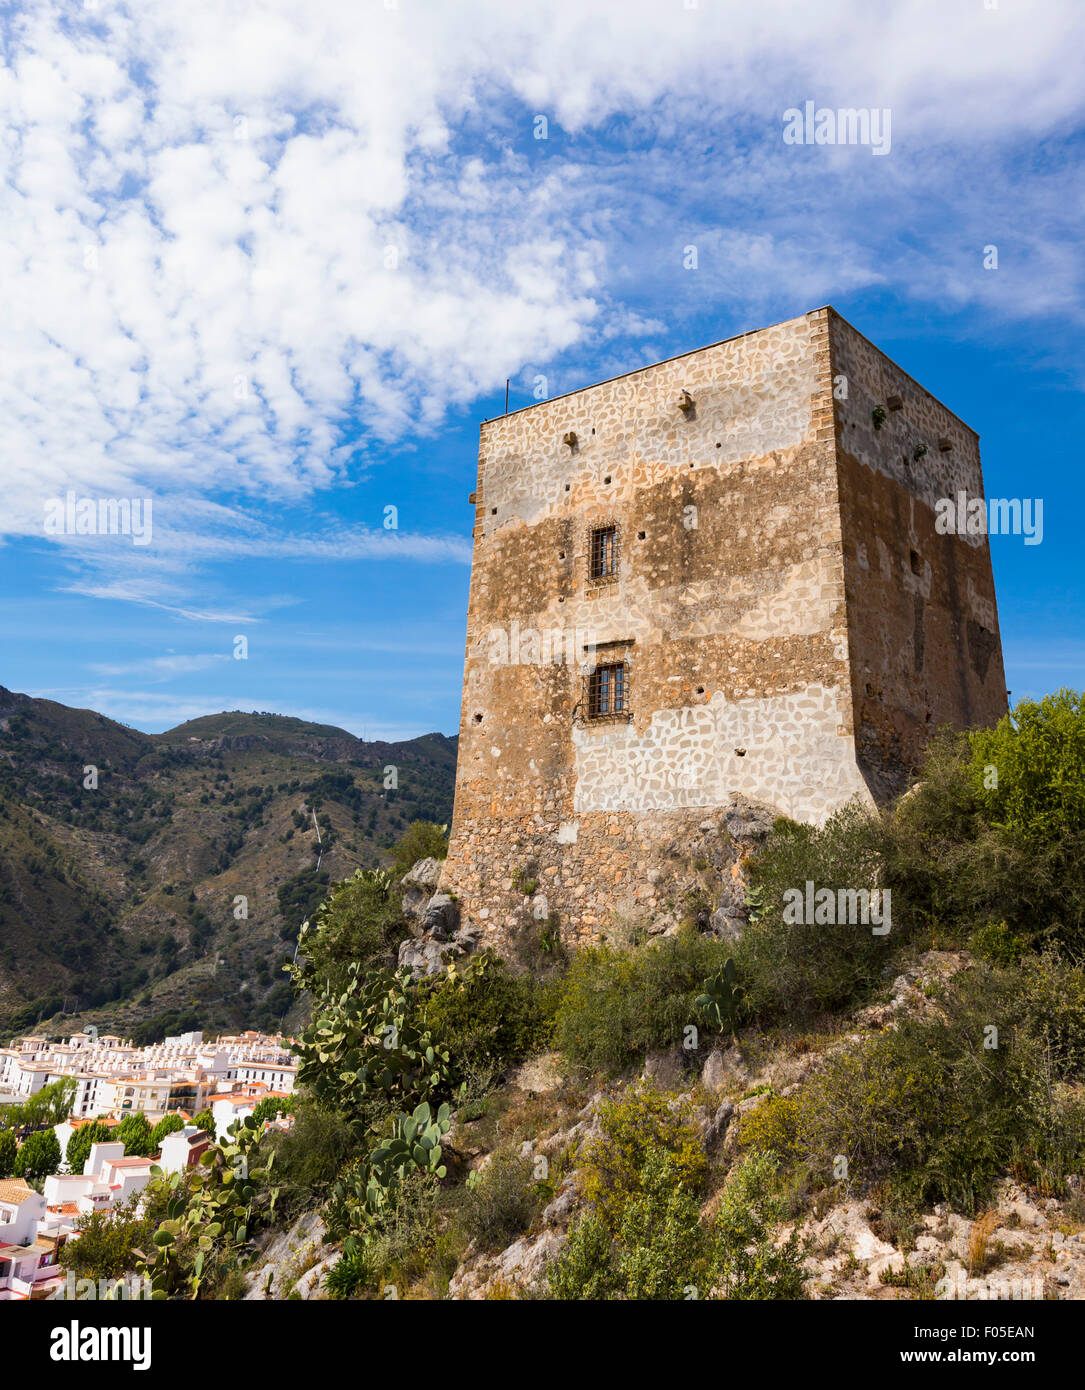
[441,307,1007,947]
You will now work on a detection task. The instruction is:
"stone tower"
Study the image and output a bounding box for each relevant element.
[440,307,1007,948]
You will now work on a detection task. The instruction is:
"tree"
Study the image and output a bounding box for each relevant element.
[251,1095,293,1126]
[150,1114,186,1146]
[115,1113,154,1157]
[59,1200,154,1283]
[14,1128,61,1180]
[191,1109,216,1137]
[970,689,1085,841]
[5,1077,77,1136]
[0,1128,16,1178]
[66,1121,114,1175]
[41,1076,77,1128]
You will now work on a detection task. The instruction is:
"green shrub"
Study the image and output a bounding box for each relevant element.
[351,1168,448,1297]
[458,1152,539,1252]
[549,1146,805,1300]
[747,960,1085,1215]
[59,1198,154,1282]
[969,690,1085,842]
[969,920,1029,966]
[547,1212,618,1300]
[263,1101,357,1217]
[736,1093,803,1160]
[736,804,895,1022]
[296,869,407,990]
[581,1083,707,1232]
[739,699,1085,1016]
[420,954,555,1078]
[615,1150,707,1300]
[553,928,731,1073]
[1012,950,1085,1081]
[389,821,449,878]
[707,1153,807,1299]
[325,1247,369,1300]
[887,726,1085,956]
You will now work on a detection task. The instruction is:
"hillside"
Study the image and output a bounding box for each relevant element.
[0,685,457,1040]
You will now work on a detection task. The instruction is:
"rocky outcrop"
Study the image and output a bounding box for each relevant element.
[803,1182,1085,1300]
[397,860,467,977]
[448,1228,567,1300]
[242,1209,335,1300]
[400,857,443,921]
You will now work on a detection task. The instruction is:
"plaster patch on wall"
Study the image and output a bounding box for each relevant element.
[481,318,818,531]
[572,684,871,824]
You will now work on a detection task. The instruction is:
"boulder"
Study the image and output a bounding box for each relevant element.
[642,1048,687,1089]
[294,1251,342,1300]
[398,936,461,979]
[421,891,459,940]
[722,797,775,843]
[700,1048,731,1095]
[401,857,443,922]
[542,1176,579,1226]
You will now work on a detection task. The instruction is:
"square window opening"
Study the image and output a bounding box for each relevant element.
[588,663,627,718]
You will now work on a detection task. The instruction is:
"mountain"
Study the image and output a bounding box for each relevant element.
[0,686,457,1040]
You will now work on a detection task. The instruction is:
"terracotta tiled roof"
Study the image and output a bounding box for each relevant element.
[0,1179,38,1205]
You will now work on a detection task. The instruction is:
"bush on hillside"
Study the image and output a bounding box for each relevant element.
[296,868,407,990]
[738,694,1085,1022]
[457,1151,540,1252]
[738,956,1085,1214]
[389,821,449,878]
[419,953,555,1079]
[734,803,892,1022]
[580,1082,707,1232]
[552,929,731,1074]
[969,690,1085,842]
[261,1102,357,1220]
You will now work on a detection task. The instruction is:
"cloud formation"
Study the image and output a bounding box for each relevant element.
[2,0,1082,609]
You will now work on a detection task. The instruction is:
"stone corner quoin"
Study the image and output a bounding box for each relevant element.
[439,306,1008,950]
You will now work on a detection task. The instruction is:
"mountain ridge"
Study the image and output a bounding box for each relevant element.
[0,686,458,1041]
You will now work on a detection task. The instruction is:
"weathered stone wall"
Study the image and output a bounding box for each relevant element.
[441,307,1006,950]
[828,312,1007,800]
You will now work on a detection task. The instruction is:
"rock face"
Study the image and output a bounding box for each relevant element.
[397,863,466,977]
[421,891,458,940]
[242,1210,331,1301]
[855,950,973,1029]
[701,1043,748,1095]
[400,850,441,917]
[642,1048,689,1090]
[398,935,460,979]
[448,1229,567,1300]
[802,1183,1085,1301]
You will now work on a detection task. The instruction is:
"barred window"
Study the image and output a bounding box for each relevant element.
[588,663,626,718]
[590,525,618,579]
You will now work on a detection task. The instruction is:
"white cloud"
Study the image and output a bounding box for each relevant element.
[88,652,231,679]
[1,0,1082,589]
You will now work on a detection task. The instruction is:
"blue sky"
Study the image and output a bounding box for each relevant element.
[1,1,1082,740]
